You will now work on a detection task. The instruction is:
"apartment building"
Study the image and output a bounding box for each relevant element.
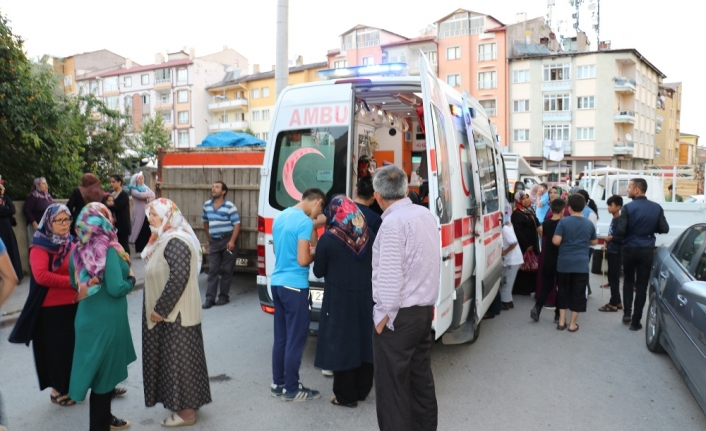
[52,49,134,95]
[77,47,248,148]
[654,83,682,165]
[327,25,409,69]
[509,48,666,177]
[206,60,326,141]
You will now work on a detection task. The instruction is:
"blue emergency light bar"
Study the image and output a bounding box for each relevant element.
[317,63,408,80]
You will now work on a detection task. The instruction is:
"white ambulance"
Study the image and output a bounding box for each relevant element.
[256,58,508,344]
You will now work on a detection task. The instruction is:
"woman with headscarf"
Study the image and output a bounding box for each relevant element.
[577,189,599,295]
[313,195,375,408]
[0,183,22,281]
[107,174,131,253]
[9,204,77,406]
[23,177,54,239]
[68,203,135,431]
[128,172,155,253]
[66,173,105,236]
[511,190,541,296]
[142,198,211,427]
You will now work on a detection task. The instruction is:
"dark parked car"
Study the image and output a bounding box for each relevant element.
[648,223,706,414]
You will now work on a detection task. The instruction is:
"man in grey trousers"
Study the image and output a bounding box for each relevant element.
[202,181,241,308]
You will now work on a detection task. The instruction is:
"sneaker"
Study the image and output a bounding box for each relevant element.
[202,299,215,309]
[321,369,334,377]
[270,383,285,397]
[622,314,632,324]
[282,384,321,402]
[215,297,230,306]
[629,322,643,331]
[109,415,130,430]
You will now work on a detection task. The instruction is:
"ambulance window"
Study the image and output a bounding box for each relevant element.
[474,133,499,213]
[268,127,349,210]
[450,112,475,201]
[430,105,453,223]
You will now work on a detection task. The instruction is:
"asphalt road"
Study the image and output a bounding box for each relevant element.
[1,272,704,431]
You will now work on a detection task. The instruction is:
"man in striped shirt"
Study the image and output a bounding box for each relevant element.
[371,165,440,431]
[202,181,241,309]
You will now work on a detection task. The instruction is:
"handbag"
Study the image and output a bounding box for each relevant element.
[520,249,539,272]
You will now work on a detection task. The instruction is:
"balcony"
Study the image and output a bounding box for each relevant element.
[614,110,636,124]
[209,121,249,132]
[478,80,497,90]
[208,98,248,112]
[154,97,172,110]
[656,122,662,133]
[542,79,571,92]
[483,108,497,117]
[655,147,661,157]
[478,52,497,62]
[614,77,636,93]
[656,114,664,122]
[614,141,635,155]
[543,111,572,122]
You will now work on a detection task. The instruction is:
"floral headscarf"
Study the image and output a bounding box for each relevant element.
[141,198,203,273]
[129,172,147,193]
[514,190,536,216]
[31,204,72,271]
[30,177,53,201]
[71,203,130,301]
[78,173,105,204]
[322,195,371,259]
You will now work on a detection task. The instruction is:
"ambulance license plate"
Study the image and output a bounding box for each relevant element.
[235,258,248,266]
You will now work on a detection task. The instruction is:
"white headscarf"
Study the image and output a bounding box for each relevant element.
[141,198,202,273]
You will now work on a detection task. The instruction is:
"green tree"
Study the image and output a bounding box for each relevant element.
[136,111,171,165]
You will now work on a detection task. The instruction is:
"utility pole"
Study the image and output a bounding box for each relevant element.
[275,0,289,99]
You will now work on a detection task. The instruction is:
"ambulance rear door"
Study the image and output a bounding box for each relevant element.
[419,54,455,337]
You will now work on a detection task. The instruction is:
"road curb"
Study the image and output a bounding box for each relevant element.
[0,280,145,330]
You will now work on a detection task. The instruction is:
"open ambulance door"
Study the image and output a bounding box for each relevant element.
[419,54,455,338]
[462,92,504,325]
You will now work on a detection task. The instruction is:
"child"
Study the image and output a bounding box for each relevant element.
[500,206,524,310]
[598,195,624,312]
[553,194,597,332]
[531,198,566,322]
[103,194,114,207]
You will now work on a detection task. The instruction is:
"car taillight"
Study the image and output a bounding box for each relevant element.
[257,216,266,276]
[261,305,275,314]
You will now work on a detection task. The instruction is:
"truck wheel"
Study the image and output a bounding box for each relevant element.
[646,292,666,353]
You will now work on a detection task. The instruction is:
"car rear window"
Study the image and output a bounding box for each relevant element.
[268,127,349,210]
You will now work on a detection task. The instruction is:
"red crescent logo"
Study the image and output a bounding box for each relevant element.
[282,147,325,201]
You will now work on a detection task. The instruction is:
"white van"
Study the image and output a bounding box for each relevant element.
[256,59,508,344]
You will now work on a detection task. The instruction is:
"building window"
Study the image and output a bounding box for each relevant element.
[543,124,570,141]
[89,81,98,94]
[438,12,484,38]
[252,88,260,99]
[513,129,530,141]
[446,74,461,87]
[252,111,260,121]
[262,87,270,98]
[262,132,269,141]
[103,77,119,92]
[425,51,437,65]
[513,100,530,112]
[577,96,595,109]
[178,131,189,146]
[124,77,132,87]
[577,65,595,79]
[362,56,374,65]
[512,70,530,83]
[479,99,496,117]
[543,94,570,111]
[263,109,270,120]
[478,71,497,89]
[577,127,595,140]
[543,64,570,81]
[105,96,119,111]
[124,96,132,115]
[333,60,347,69]
[178,111,189,124]
[162,111,173,124]
[155,68,171,84]
[177,68,187,83]
[142,94,150,105]
[141,74,149,85]
[64,75,72,86]
[220,113,228,123]
[446,46,461,60]
[478,43,497,62]
[177,90,188,103]
[159,92,171,104]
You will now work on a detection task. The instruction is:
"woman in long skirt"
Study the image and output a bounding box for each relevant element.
[511,190,541,296]
[128,172,155,253]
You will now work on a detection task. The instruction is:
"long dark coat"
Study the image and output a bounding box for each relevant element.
[0,194,23,280]
[312,230,374,371]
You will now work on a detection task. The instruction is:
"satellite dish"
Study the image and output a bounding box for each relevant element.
[626,133,633,141]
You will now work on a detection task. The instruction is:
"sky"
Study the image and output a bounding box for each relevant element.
[1,0,702,143]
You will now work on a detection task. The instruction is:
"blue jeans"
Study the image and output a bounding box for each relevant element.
[271,286,311,392]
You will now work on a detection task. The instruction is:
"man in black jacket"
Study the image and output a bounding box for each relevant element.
[614,178,669,331]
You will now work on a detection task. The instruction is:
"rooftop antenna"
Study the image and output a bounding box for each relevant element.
[569,0,584,34]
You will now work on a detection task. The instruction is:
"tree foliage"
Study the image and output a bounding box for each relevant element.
[137,110,171,165]
[0,12,133,199]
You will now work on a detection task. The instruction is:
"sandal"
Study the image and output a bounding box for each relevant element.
[110,415,131,430]
[161,412,196,427]
[113,386,128,397]
[330,397,358,408]
[598,304,619,312]
[568,324,580,333]
[51,393,76,407]
[556,323,567,330]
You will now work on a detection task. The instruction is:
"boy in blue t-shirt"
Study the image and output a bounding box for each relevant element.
[270,188,326,402]
[553,194,598,332]
[599,195,624,313]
